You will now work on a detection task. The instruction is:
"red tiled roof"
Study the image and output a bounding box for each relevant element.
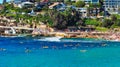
[41,0,49,2]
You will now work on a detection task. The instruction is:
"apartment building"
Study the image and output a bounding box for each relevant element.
[103,0,120,14]
[70,0,99,3]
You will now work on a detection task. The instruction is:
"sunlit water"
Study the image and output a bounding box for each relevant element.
[0,36,120,67]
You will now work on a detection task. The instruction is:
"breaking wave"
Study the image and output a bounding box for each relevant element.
[34,37,105,43]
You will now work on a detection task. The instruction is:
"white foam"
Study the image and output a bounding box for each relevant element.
[35,37,103,43]
[10,27,16,34]
[0,35,25,38]
[61,39,103,43]
[35,37,62,42]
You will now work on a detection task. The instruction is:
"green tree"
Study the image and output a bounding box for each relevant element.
[113,19,120,26]
[76,19,86,26]
[75,1,85,7]
[102,19,113,28]
[116,19,120,26]
[35,0,41,2]
[65,0,75,5]
[89,3,101,8]
[85,19,100,26]
[111,15,117,22]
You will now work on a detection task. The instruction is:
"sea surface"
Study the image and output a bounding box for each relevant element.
[0,36,120,67]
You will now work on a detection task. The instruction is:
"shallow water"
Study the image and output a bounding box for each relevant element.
[0,37,120,67]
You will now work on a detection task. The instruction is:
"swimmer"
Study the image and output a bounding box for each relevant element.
[64,44,67,47]
[2,48,6,51]
[76,44,80,47]
[90,45,94,47]
[25,49,31,53]
[80,50,87,53]
[0,48,6,51]
[52,46,57,49]
[20,42,23,44]
[85,46,88,47]
[25,47,31,53]
[72,47,77,49]
[69,44,73,47]
[42,46,49,49]
[101,43,107,47]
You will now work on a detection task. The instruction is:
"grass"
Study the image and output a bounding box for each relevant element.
[95,27,109,32]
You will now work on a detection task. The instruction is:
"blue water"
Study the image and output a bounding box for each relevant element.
[0,37,120,67]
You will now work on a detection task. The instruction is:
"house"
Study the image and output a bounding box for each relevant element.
[13,0,26,8]
[13,0,35,8]
[14,0,26,4]
[92,8,100,15]
[49,2,66,11]
[21,1,34,8]
[76,8,87,18]
[75,7,101,18]
[41,0,49,2]
[49,2,59,9]
[35,2,48,7]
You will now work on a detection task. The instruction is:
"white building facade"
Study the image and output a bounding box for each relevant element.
[70,0,99,3]
[103,0,120,14]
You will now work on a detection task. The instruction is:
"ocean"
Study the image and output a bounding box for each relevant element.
[0,36,120,67]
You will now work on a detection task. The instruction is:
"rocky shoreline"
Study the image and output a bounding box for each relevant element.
[31,31,120,41]
[0,25,120,41]
[65,32,120,41]
[0,32,120,42]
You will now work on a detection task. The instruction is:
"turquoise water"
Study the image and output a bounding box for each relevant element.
[0,37,120,67]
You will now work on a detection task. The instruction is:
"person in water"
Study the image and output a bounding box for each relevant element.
[25,47,31,53]
[0,48,6,51]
